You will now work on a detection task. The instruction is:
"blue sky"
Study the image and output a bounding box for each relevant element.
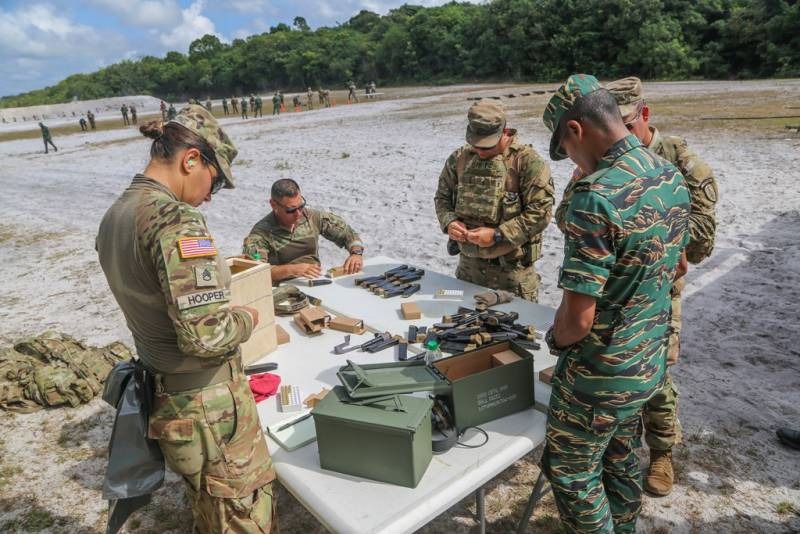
[0,0,459,97]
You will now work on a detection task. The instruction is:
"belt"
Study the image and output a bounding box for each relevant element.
[157,357,242,393]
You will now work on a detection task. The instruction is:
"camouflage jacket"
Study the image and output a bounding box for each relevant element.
[97,175,253,375]
[556,126,717,264]
[242,208,362,268]
[555,135,690,415]
[434,133,554,255]
[40,125,51,140]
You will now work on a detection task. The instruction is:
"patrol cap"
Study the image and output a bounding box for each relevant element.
[466,100,506,148]
[542,74,603,161]
[606,76,644,119]
[169,104,238,189]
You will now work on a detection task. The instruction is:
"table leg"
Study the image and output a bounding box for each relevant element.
[475,486,486,534]
[516,471,548,533]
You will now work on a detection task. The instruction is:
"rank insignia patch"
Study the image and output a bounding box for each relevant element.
[194,265,218,287]
[178,237,217,259]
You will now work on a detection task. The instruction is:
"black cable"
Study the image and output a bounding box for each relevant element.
[456,426,489,448]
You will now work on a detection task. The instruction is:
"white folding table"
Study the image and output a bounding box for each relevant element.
[253,256,557,533]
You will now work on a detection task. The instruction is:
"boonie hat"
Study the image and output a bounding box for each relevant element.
[466,100,506,148]
[542,74,603,161]
[169,104,238,189]
[606,76,644,119]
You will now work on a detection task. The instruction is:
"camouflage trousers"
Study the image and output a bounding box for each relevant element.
[642,278,684,451]
[148,362,277,533]
[643,369,681,451]
[541,385,645,533]
[455,255,539,302]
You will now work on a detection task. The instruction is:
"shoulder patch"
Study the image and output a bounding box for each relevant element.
[700,177,718,203]
[177,237,217,259]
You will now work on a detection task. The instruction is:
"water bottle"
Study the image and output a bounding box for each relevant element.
[425,340,443,365]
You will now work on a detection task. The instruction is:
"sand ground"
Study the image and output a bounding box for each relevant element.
[1,80,799,533]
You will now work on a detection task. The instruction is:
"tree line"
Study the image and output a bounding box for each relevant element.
[2,0,798,108]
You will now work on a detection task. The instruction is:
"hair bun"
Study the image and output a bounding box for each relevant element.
[139,120,164,140]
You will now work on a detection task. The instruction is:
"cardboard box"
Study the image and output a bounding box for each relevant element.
[303,388,330,408]
[401,302,422,320]
[312,386,433,488]
[276,324,290,345]
[294,306,330,334]
[327,266,361,278]
[539,366,554,385]
[337,341,534,430]
[227,257,277,365]
[329,316,366,334]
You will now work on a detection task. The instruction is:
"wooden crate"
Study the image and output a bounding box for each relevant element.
[227,257,277,365]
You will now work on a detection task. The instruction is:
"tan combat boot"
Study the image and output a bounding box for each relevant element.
[644,449,674,496]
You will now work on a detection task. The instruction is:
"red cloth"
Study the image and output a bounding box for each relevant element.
[249,373,281,403]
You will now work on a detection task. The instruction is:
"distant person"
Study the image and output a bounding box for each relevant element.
[272,93,281,115]
[434,99,554,302]
[87,111,96,130]
[369,81,376,95]
[243,178,364,282]
[222,98,229,116]
[254,95,263,118]
[279,91,285,112]
[121,104,130,126]
[240,97,248,119]
[39,122,58,153]
[323,90,331,108]
[317,89,325,107]
[79,116,88,132]
[306,87,314,110]
[292,95,302,112]
[166,103,177,120]
[231,96,239,114]
[130,104,137,125]
[249,94,256,114]
[205,98,213,113]
[348,82,358,103]
[160,100,167,120]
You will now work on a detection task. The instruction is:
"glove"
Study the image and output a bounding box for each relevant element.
[473,290,514,308]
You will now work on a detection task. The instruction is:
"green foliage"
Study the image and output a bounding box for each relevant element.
[2,0,799,107]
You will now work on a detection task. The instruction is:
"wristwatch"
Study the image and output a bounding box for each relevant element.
[545,327,559,354]
[493,228,504,244]
[349,249,363,255]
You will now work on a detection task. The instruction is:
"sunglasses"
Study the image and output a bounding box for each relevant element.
[275,196,306,214]
[200,153,225,194]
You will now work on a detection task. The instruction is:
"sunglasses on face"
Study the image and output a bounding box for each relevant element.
[200,153,225,194]
[275,196,306,214]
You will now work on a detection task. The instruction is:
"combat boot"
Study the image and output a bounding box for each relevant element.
[644,449,674,496]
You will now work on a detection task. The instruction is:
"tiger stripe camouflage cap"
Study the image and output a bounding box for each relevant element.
[606,76,644,119]
[169,104,238,189]
[542,74,603,160]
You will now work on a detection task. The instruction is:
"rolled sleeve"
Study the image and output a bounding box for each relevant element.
[558,191,619,298]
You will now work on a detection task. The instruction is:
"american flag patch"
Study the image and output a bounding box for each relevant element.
[177,237,217,259]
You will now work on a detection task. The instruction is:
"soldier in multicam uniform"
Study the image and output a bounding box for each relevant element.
[307,87,314,110]
[554,77,718,497]
[96,105,277,533]
[539,74,690,533]
[231,96,239,114]
[242,178,364,282]
[434,100,554,302]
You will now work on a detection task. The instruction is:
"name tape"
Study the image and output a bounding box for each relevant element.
[177,289,230,311]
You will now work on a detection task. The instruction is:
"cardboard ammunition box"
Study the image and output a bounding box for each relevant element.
[539,366,554,385]
[337,341,534,430]
[312,386,433,488]
[294,306,330,335]
[327,266,361,278]
[227,257,276,365]
[275,324,290,345]
[401,302,422,320]
[329,316,367,334]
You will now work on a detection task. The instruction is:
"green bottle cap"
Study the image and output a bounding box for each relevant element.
[252,252,262,260]
[426,340,439,350]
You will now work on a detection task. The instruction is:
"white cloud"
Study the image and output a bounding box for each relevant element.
[158,1,218,50]
[228,0,270,13]
[88,0,182,27]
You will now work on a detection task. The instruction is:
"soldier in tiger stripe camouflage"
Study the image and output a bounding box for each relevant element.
[539,74,690,533]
